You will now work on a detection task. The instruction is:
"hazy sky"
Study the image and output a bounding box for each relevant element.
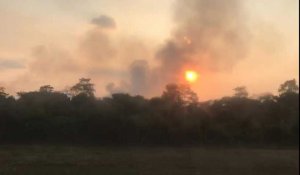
[0,0,299,100]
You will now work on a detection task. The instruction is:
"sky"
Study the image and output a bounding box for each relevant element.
[0,0,299,100]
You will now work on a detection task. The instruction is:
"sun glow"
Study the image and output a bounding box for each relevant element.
[185,70,198,83]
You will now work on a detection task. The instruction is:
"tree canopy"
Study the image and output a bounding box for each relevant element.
[0,87,8,98]
[278,79,299,95]
[70,78,95,97]
[0,79,298,146]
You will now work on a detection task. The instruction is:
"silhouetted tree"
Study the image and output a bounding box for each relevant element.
[0,79,298,146]
[162,83,198,106]
[39,85,54,93]
[258,93,276,103]
[278,79,299,96]
[162,84,182,104]
[179,84,199,106]
[233,86,248,98]
[0,87,8,98]
[71,78,95,97]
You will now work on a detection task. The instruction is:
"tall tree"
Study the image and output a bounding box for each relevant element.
[233,86,248,98]
[162,83,198,106]
[278,79,299,95]
[71,78,95,97]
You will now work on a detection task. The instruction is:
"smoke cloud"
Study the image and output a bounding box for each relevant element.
[0,59,25,70]
[129,60,149,95]
[30,45,78,75]
[121,0,251,96]
[91,15,117,29]
[159,0,249,73]
[105,60,150,96]
[79,29,116,64]
[5,0,253,98]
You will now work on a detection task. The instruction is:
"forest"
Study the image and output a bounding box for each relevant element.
[0,79,299,146]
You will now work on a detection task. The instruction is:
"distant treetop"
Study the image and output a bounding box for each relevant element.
[278,79,299,95]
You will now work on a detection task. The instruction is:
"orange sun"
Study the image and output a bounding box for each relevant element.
[185,70,198,83]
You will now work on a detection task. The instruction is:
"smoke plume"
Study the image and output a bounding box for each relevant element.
[91,15,117,29]
[121,0,251,96]
[156,0,250,81]
[129,60,149,95]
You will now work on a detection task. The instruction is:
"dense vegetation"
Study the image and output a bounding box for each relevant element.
[0,79,299,146]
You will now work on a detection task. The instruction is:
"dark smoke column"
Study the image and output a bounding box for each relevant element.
[156,0,250,83]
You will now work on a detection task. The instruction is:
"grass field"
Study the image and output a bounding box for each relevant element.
[0,145,298,175]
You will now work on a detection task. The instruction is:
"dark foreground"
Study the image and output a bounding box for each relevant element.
[0,145,298,175]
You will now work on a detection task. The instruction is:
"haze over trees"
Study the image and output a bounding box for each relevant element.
[0,78,298,146]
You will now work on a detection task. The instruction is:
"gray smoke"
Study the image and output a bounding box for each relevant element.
[79,29,116,62]
[105,82,129,94]
[129,60,149,95]
[107,0,251,96]
[106,60,150,96]
[91,15,116,29]
[0,59,25,70]
[156,0,250,82]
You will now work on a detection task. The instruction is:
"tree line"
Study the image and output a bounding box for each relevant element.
[0,78,299,146]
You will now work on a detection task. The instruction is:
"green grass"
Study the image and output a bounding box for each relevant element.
[0,145,298,175]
